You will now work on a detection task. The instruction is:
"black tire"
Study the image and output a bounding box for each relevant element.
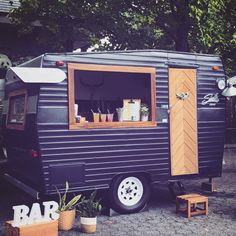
[109,174,150,214]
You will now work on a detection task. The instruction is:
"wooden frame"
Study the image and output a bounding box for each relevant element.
[6,89,28,131]
[169,68,198,176]
[68,63,156,129]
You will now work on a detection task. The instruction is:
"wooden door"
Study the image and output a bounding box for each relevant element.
[169,68,198,176]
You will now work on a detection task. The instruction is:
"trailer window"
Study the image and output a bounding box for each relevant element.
[68,64,156,129]
[7,89,27,130]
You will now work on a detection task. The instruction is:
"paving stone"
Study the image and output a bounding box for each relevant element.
[0,171,236,235]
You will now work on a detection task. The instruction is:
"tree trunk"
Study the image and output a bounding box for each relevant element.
[172,0,191,52]
[65,37,74,52]
[62,22,74,52]
[175,27,189,52]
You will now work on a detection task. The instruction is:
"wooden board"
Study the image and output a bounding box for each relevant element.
[70,121,157,129]
[5,220,58,236]
[123,99,141,121]
[169,68,198,176]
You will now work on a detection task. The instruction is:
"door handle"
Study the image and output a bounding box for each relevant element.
[176,92,190,100]
[168,105,172,114]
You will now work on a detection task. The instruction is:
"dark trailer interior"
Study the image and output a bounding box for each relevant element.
[2,50,226,213]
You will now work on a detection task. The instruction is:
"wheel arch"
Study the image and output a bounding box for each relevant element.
[109,171,152,187]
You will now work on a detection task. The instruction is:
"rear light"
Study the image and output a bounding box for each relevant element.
[29,149,39,158]
[212,66,220,71]
[56,60,65,67]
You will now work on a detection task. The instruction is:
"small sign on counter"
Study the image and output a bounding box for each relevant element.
[123,99,141,121]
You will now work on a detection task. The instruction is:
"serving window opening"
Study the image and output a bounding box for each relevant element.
[68,64,156,129]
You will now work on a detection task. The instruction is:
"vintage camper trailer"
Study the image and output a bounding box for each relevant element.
[2,50,226,213]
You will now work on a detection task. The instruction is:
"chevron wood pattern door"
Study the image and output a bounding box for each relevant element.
[169,68,198,176]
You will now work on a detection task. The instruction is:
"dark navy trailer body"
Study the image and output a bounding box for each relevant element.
[3,50,225,213]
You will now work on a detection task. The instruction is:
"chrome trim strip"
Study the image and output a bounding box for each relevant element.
[4,173,40,199]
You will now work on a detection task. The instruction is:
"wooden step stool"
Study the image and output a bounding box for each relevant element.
[176,194,208,219]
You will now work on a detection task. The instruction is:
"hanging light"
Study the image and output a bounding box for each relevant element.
[222,83,236,97]
[216,78,226,90]
[222,76,236,97]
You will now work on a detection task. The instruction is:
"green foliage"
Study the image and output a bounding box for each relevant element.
[140,103,149,116]
[189,0,236,75]
[7,0,236,75]
[95,0,235,74]
[8,0,100,52]
[55,181,81,212]
[190,0,227,50]
[77,190,102,218]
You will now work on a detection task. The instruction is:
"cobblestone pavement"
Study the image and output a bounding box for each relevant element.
[0,171,236,236]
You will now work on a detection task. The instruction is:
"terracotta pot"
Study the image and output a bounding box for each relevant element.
[58,209,76,231]
[80,217,97,233]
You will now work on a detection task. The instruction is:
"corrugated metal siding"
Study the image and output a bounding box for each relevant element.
[0,0,20,13]
[196,54,225,177]
[38,50,225,194]
[3,81,44,189]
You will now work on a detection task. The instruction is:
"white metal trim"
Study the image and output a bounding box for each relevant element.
[6,67,66,84]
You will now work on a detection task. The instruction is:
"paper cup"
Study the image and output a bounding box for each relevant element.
[93,113,100,123]
[107,113,114,122]
[100,114,106,122]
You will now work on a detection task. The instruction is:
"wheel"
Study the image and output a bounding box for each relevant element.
[109,174,150,214]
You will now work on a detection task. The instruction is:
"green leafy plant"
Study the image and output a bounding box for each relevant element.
[55,181,81,212]
[77,190,102,217]
[140,103,149,116]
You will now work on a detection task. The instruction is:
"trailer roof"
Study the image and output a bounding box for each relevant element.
[44,49,220,57]
[17,49,221,68]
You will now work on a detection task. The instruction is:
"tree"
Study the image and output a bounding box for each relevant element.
[146,0,194,52]
[190,0,236,75]
[91,0,195,52]
[9,0,100,52]
[9,0,236,74]
[94,0,235,74]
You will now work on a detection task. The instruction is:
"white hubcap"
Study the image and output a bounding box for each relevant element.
[117,177,144,206]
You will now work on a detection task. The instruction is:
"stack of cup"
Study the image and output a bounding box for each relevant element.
[116,108,124,122]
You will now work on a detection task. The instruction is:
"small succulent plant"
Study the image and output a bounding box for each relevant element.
[77,190,102,217]
[55,181,81,212]
[140,103,149,116]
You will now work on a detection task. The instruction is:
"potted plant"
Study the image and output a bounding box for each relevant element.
[56,181,81,231]
[77,190,102,234]
[140,103,149,121]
